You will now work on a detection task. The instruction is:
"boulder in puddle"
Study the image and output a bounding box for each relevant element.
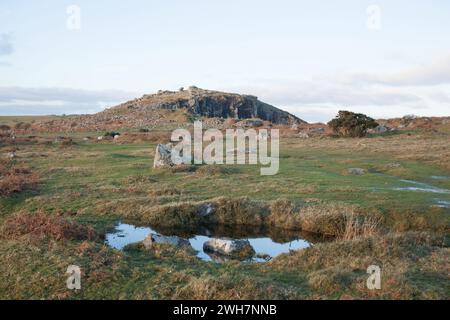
[143,233,191,249]
[203,238,255,259]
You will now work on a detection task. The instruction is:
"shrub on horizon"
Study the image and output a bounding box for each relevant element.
[328,110,378,137]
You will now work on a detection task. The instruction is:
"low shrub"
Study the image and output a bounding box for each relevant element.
[1,210,101,241]
[0,160,39,196]
[328,110,378,137]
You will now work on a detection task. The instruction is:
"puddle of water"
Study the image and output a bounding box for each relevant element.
[434,200,450,208]
[430,176,449,180]
[105,223,314,263]
[394,179,450,194]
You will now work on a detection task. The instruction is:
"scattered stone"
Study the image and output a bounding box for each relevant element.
[298,132,310,139]
[7,151,16,159]
[385,162,402,169]
[348,168,366,175]
[369,125,389,134]
[97,136,103,141]
[203,238,255,258]
[308,127,325,134]
[142,234,191,249]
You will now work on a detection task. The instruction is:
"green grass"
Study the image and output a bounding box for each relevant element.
[0,130,448,299]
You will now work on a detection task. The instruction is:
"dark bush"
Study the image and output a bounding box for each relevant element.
[328,111,378,137]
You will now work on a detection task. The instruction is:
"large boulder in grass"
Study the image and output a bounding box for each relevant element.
[203,238,255,258]
[153,143,174,168]
[142,233,191,249]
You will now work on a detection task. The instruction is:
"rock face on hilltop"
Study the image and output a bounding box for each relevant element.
[104,86,304,125]
[25,87,305,132]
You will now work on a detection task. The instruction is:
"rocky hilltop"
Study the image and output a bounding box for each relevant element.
[104,86,303,125]
[21,87,305,132]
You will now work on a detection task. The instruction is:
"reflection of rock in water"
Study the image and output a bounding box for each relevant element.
[203,238,255,261]
[204,251,234,263]
[142,233,191,249]
[140,222,328,245]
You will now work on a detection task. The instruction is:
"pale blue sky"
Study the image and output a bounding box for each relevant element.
[1,0,449,121]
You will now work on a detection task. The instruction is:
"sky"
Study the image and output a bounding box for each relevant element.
[0,0,449,122]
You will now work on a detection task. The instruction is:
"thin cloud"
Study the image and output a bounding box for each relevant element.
[343,56,450,87]
[0,87,137,115]
[0,33,13,56]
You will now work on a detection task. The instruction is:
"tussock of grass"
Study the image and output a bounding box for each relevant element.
[173,274,299,300]
[268,199,383,239]
[124,242,197,261]
[140,202,201,227]
[204,197,266,226]
[268,198,301,227]
[269,232,448,299]
[148,186,180,197]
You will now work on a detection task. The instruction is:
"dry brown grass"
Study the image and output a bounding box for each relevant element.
[268,198,301,227]
[148,186,181,197]
[1,210,101,241]
[116,131,171,144]
[268,199,383,240]
[0,160,39,196]
[140,202,201,227]
[270,232,448,299]
[284,130,450,171]
[205,197,266,226]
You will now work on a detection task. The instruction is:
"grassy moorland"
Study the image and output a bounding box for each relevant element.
[0,121,449,299]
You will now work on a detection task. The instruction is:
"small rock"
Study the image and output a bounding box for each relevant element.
[114,135,120,140]
[385,162,402,169]
[368,125,390,134]
[298,132,310,139]
[97,136,103,141]
[142,234,191,249]
[7,151,16,159]
[348,168,366,175]
[203,238,255,258]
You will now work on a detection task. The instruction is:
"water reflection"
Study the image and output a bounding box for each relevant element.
[105,222,325,263]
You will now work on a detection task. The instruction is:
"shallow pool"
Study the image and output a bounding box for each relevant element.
[105,222,314,262]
